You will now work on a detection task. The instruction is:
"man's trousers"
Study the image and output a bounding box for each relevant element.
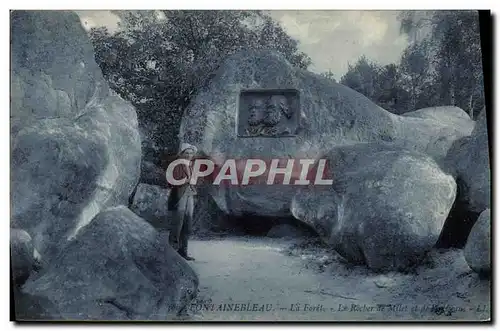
[169,192,194,257]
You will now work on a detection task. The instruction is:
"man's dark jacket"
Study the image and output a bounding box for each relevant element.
[162,155,195,211]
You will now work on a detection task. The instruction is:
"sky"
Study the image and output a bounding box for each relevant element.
[76,10,411,79]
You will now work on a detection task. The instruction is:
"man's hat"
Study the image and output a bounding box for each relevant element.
[178,143,197,155]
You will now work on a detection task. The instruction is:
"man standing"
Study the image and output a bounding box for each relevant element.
[167,143,198,261]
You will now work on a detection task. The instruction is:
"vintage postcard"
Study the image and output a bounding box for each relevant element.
[10,9,491,322]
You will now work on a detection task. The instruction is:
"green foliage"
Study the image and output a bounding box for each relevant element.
[320,70,336,82]
[340,56,379,100]
[340,10,484,118]
[428,11,485,117]
[340,57,410,114]
[89,10,311,161]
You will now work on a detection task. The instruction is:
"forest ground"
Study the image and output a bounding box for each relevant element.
[176,236,490,321]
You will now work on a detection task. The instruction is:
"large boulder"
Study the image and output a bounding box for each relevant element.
[399,106,474,161]
[11,229,39,286]
[291,143,457,271]
[402,106,473,129]
[438,109,491,247]
[10,11,104,133]
[179,50,473,219]
[446,109,491,214]
[464,209,491,275]
[22,206,199,321]
[13,287,61,321]
[10,11,141,262]
[191,184,234,236]
[130,183,171,231]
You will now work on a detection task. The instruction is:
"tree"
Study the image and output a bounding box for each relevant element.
[340,56,381,100]
[340,57,410,114]
[431,11,484,118]
[398,10,484,118]
[398,11,434,44]
[399,41,432,110]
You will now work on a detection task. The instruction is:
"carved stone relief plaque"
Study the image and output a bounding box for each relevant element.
[237,89,300,137]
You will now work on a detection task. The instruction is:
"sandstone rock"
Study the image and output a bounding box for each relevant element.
[179,50,472,219]
[446,109,491,214]
[11,229,38,286]
[291,187,340,240]
[291,143,457,271]
[399,106,474,161]
[139,161,168,187]
[464,209,491,275]
[11,11,104,131]
[191,185,232,235]
[13,287,61,321]
[130,183,171,231]
[22,206,199,321]
[402,106,473,128]
[11,121,107,260]
[10,11,141,262]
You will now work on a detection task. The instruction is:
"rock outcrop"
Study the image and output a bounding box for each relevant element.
[8,11,199,321]
[130,183,171,231]
[291,143,457,271]
[464,209,491,275]
[139,161,169,187]
[446,109,491,214]
[179,50,473,220]
[13,287,61,321]
[437,109,491,247]
[22,206,199,320]
[399,106,474,161]
[10,11,141,262]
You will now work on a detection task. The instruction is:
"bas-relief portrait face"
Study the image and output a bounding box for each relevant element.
[238,89,299,137]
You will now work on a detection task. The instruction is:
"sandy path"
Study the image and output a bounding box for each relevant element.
[183,237,490,322]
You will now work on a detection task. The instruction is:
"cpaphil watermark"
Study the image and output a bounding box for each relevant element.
[165,157,333,186]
